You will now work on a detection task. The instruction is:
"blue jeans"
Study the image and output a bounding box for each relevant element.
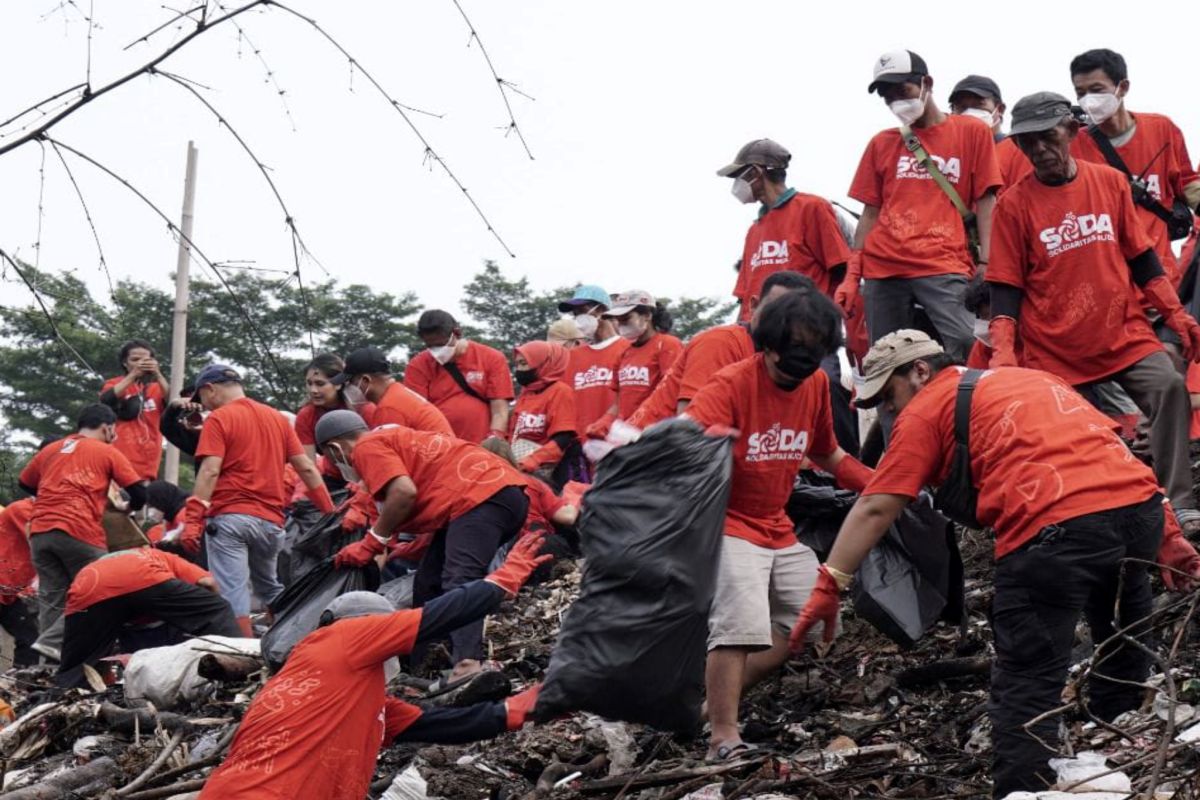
[205,514,285,617]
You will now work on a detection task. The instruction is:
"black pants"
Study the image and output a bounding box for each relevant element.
[989,494,1163,797]
[57,579,242,687]
[413,486,529,663]
[821,353,859,457]
[0,597,40,666]
[395,702,508,744]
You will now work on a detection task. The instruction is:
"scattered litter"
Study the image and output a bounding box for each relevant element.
[1050,751,1131,792]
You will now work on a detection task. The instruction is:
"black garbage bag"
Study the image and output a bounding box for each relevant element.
[286,498,364,583]
[279,489,351,586]
[851,494,964,647]
[261,558,380,671]
[533,418,731,733]
[787,471,857,561]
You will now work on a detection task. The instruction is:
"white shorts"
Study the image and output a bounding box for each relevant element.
[707,536,823,651]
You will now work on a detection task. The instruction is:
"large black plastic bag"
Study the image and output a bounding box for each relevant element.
[851,494,963,647]
[533,419,732,733]
[261,558,380,671]
[787,472,857,561]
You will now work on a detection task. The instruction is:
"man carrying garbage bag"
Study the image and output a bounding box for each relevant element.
[200,535,549,800]
[789,330,1200,797]
[683,283,874,762]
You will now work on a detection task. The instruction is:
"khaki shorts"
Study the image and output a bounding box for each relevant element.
[707,536,823,651]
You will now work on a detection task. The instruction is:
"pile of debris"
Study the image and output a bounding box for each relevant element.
[1,531,1197,799]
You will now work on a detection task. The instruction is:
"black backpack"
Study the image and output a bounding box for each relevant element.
[932,369,983,528]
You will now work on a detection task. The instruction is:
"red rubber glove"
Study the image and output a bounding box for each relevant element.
[1159,505,1200,592]
[178,496,210,556]
[788,565,842,655]
[307,482,335,515]
[1143,275,1200,361]
[585,413,617,441]
[334,531,388,568]
[486,535,554,596]
[833,252,862,317]
[988,316,1020,368]
[831,454,873,493]
[505,683,541,731]
[519,441,565,473]
[389,534,432,563]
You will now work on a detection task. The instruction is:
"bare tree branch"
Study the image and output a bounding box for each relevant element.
[45,138,114,297]
[213,1,296,129]
[0,246,100,376]
[121,3,208,51]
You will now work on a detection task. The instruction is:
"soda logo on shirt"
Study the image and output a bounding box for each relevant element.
[143,398,157,412]
[1038,211,1114,256]
[60,439,79,454]
[513,411,546,437]
[618,365,651,387]
[574,366,613,391]
[1143,174,1162,201]
[745,423,809,463]
[749,240,790,270]
[464,371,485,385]
[895,154,961,183]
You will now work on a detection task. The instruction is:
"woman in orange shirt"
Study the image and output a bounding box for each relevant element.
[509,341,577,477]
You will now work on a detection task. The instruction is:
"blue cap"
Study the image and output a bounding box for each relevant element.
[558,284,611,313]
[191,364,242,400]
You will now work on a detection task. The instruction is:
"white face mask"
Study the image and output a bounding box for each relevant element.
[731,176,756,204]
[889,87,928,126]
[384,657,401,683]
[1079,91,1121,124]
[961,107,998,127]
[973,318,991,346]
[573,313,599,339]
[429,335,458,365]
[342,381,368,408]
[329,446,360,483]
[617,320,646,341]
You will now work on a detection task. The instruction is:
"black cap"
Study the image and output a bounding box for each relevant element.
[867,50,929,94]
[949,74,1002,105]
[331,347,390,386]
[1009,91,1074,136]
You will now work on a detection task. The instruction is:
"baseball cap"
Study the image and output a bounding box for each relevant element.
[330,346,390,386]
[321,591,394,626]
[715,139,791,178]
[948,74,1003,105]
[1009,91,1074,136]
[867,50,929,94]
[313,409,368,450]
[855,330,944,409]
[547,317,583,343]
[190,364,241,401]
[557,285,611,313]
[605,290,655,318]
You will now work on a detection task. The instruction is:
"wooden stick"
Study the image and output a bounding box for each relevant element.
[120,777,208,800]
[0,756,120,799]
[117,730,187,796]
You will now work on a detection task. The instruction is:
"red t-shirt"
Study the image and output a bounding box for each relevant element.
[370,383,454,436]
[866,367,1161,558]
[196,398,304,526]
[66,548,211,614]
[989,160,1161,385]
[1071,112,1199,285]
[521,476,568,536]
[352,427,526,535]
[0,499,36,604]
[733,191,851,318]
[1187,361,1200,440]
[849,114,1002,280]
[20,435,141,549]
[613,333,683,419]
[567,338,631,429]
[296,402,377,479]
[404,343,514,442]
[686,355,837,549]
[199,610,422,800]
[101,378,166,481]
[510,381,576,444]
[995,136,1032,194]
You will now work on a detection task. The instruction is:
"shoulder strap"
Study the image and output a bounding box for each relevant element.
[954,369,983,447]
[1087,124,1132,176]
[899,125,975,222]
[1087,125,1174,225]
[442,361,488,404]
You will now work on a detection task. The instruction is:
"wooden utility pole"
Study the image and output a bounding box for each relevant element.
[164,141,198,485]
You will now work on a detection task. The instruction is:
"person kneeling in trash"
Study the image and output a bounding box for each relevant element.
[199,535,548,800]
[789,330,1200,798]
[56,547,242,686]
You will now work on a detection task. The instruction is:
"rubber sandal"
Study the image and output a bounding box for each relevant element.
[706,741,763,763]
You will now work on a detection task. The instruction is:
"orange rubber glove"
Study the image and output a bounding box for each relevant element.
[519,440,565,473]
[505,683,542,730]
[833,252,862,317]
[585,413,617,441]
[334,530,388,568]
[788,565,843,655]
[1159,503,1200,592]
[1143,275,1200,361]
[988,316,1020,367]
[307,482,335,515]
[485,535,554,596]
[831,454,873,493]
[178,496,210,556]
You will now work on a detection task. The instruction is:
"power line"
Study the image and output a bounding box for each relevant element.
[0,247,99,376]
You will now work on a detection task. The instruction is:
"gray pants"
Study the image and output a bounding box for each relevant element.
[864,275,975,361]
[30,530,106,653]
[205,513,284,618]
[1078,350,1195,511]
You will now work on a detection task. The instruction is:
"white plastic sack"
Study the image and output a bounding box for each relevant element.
[124,636,260,709]
[1048,751,1131,793]
[380,765,427,800]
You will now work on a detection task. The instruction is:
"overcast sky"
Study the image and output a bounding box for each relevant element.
[2,1,1199,330]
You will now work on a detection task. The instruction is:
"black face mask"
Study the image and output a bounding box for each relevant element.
[514,368,538,387]
[774,343,824,386]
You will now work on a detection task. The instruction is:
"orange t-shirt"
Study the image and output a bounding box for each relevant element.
[352,427,526,535]
[0,499,36,603]
[567,337,631,430]
[613,333,683,419]
[65,548,210,614]
[199,610,422,800]
[370,383,454,436]
[866,367,1161,558]
[733,191,851,318]
[100,378,165,481]
[685,355,837,549]
[404,343,515,442]
[849,114,1002,280]
[995,136,1032,194]
[1187,362,1200,440]
[20,435,141,549]
[1071,112,1199,286]
[510,381,576,444]
[195,397,304,526]
[988,160,1161,385]
[295,402,376,479]
[520,475,569,536]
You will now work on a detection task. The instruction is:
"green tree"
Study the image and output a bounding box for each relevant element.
[459,260,575,356]
[659,295,738,341]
